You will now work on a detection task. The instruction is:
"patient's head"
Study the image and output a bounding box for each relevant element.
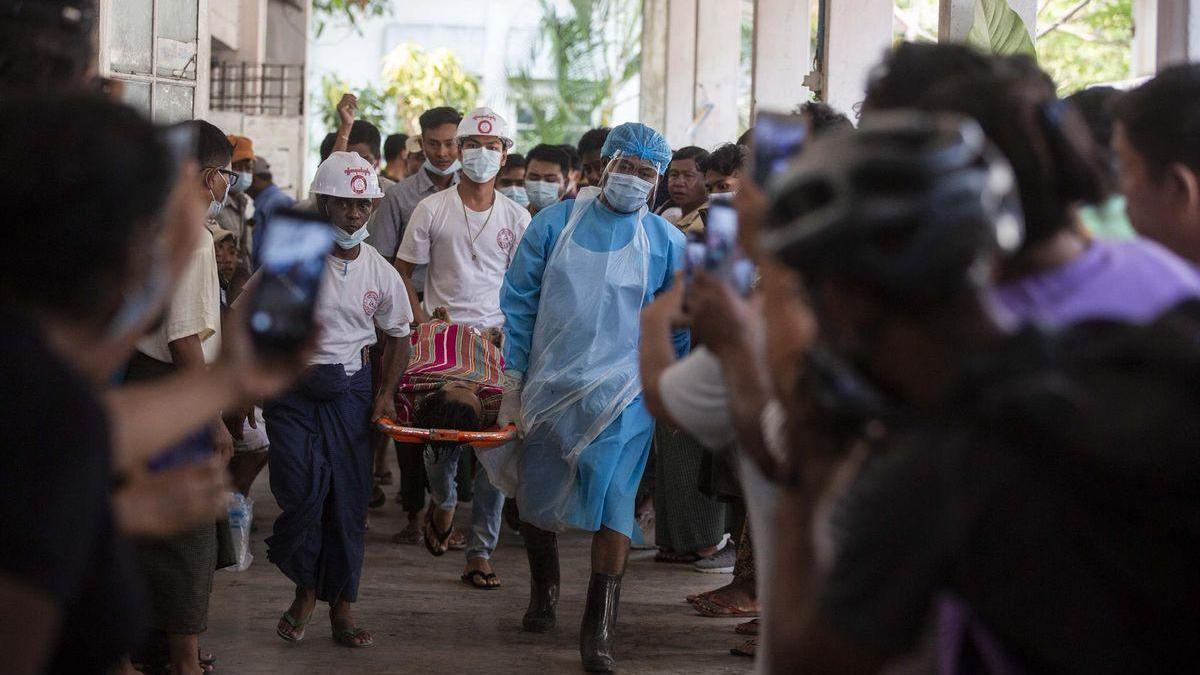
[414,381,484,432]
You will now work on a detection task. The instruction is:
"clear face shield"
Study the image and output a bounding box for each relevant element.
[599,152,660,213]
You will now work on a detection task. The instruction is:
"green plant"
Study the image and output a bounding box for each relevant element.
[967,0,1037,55]
[381,44,482,135]
[1036,0,1133,94]
[312,0,390,38]
[316,73,392,131]
[508,0,642,148]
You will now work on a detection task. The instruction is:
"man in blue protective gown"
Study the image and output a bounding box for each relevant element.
[495,122,688,672]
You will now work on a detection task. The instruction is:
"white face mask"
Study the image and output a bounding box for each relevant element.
[207,170,232,220]
[498,185,529,207]
[332,224,369,250]
[424,158,461,177]
[525,180,562,210]
[461,147,503,184]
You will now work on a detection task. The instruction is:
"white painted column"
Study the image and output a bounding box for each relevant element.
[1157,0,1200,68]
[639,0,669,133]
[691,0,742,148]
[663,0,698,146]
[822,0,892,117]
[1131,0,1157,76]
[751,0,812,118]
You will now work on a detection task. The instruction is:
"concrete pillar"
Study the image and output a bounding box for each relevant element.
[663,0,698,146]
[939,0,1036,42]
[1157,0,1200,68]
[1131,0,1156,76]
[691,0,741,148]
[822,0,892,117]
[237,0,268,64]
[639,0,669,133]
[751,0,812,118]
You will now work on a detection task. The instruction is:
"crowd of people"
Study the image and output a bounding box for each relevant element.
[4,0,1200,673]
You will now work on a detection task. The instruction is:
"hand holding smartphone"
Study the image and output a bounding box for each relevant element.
[247,208,334,357]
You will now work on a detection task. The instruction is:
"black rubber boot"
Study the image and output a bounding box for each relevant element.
[520,523,559,633]
[579,572,622,672]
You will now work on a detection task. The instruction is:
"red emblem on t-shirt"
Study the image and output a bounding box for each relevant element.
[362,290,380,317]
[497,228,515,251]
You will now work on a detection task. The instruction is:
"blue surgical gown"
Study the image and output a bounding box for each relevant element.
[501,198,688,537]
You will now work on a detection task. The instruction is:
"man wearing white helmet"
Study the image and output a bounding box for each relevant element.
[248,151,414,649]
[394,106,531,590]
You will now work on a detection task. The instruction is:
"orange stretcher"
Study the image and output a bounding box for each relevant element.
[375,417,517,449]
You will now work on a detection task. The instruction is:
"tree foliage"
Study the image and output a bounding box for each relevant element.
[508,0,642,148]
[311,0,390,38]
[318,73,391,131]
[381,44,482,135]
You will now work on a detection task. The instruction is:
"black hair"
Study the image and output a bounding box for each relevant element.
[1066,86,1120,150]
[414,388,483,442]
[916,74,1107,250]
[319,132,337,162]
[0,0,96,94]
[0,95,172,325]
[1115,64,1200,178]
[383,133,408,162]
[862,42,997,114]
[736,128,753,148]
[505,152,527,169]
[699,143,748,176]
[671,146,710,165]
[527,143,570,175]
[348,120,381,160]
[419,107,463,134]
[577,127,612,157]
[559,144,581,171]
[799,102,854,137]
[190,119,233,168]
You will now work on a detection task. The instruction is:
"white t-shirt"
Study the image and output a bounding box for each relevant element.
[311,243,413,375]
[396,187,531,328]
[137,228,222,364]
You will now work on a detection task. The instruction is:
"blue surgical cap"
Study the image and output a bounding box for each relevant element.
[600,122,672,175]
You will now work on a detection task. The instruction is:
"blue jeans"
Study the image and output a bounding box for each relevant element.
[424,446,505,560]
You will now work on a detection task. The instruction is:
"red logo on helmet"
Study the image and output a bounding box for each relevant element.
[344,166,371,195]
[478,119,493,134]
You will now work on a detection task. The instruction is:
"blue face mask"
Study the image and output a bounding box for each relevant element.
[525,180,561,210]
[461,147,503,184]
[233,171,253,193]
[602,172,654,213]
[424,158,461,177]
[332,224,369,250]
[207,170,232,220]
[498,185,529,206]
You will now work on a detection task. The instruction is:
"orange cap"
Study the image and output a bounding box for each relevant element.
[226,135,255,165]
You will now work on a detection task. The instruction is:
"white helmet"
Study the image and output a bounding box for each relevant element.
[310,151,384,199]
[457,107,514,149]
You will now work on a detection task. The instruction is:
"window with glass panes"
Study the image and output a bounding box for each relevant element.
[100,0,204,123]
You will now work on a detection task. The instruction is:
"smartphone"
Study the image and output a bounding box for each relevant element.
[148,427,213,472]
[705,197,739,274]
[752,111,808,187]
[684,236,706,282]
[247,208,334,356]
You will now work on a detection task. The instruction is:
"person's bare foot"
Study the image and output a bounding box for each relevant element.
[391,517,424,545]
[424,506,455,554]
[686,576,757,610]
[330,600,374,647]
[461,556,501,588]
[276,587,317,641]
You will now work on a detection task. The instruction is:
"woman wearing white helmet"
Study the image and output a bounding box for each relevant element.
[252,151,414,649]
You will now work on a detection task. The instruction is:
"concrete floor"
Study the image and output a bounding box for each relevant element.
[206,467,755,674]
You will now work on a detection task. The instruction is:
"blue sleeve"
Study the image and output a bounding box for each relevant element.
[501,204,565,374]
[656,221,691,357]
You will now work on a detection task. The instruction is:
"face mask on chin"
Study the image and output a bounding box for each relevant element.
[332,224,369,250]
[461,147,503,184]
[424,158,461,177]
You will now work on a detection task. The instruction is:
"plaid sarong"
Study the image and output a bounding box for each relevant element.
[393,320,505,427]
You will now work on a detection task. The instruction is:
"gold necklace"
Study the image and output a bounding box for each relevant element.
[462,194,496,261]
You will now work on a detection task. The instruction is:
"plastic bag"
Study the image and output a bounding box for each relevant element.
[225,492,254,572]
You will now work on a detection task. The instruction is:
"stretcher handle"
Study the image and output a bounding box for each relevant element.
[375,417,517,449]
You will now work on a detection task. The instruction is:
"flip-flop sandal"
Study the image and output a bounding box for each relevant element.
[276,610,314,643]
[448,527,468,551]
[333,627,375,648]
[655,550,701,563]
[423,504,452,557]
[391,524,424,545]
[692,595,759,618]
[461,570,502,590]
[735,619,759,636]
[200,650,216,670]
[730,638,758,658]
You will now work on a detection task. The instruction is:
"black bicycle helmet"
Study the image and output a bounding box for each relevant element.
[761,111,1024,304]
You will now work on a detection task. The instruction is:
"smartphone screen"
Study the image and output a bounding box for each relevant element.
[248,209,334,355]
[705,197,739,273]
[752,112,808,187]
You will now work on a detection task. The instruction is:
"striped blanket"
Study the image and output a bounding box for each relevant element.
[393,320,505,427]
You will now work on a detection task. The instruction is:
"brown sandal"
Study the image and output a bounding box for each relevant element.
[692,594,759,618]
